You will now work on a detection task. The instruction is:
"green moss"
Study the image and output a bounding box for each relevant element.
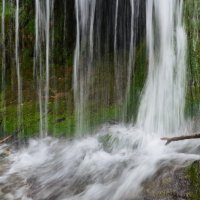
[186,162,200,199]
[184,0,200,118]
[0,1,15,17]
[0,96,121,139]
[0,0,199,140]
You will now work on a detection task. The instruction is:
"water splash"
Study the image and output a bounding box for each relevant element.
[137,0,187,136]
[0,126,199,200]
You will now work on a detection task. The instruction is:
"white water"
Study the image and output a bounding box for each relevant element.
[0,126,200,200]
[0,1,199,200]
[137,0,187,136]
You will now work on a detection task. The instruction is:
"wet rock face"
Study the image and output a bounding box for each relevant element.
[186,161,200,199]
[142,169,190,199]
[141,161,200,200]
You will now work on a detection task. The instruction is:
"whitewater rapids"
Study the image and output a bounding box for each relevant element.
[0,124,200,200]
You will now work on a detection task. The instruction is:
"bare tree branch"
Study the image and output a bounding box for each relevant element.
[161,134,200,145]
[0,135,13,144]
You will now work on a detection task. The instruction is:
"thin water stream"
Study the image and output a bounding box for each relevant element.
[34,0,54,137]
[74,0,97,134]
[15,0,23,136]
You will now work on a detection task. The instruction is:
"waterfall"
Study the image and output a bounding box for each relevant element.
[74,0,96,134]
[0,0,188,137]
[113,0,119,106]
[114,0,119,58]
[137,0,187,136]
[34,0,54,137]
[35,0,45,137]
[44,0,50,136]
[1,1,200,200]
[34,0,41,136]
[123,0,139,119]
[74,0,142,134]
[1,0,6,134]
[114,0,139,116]
[15,0,23,135]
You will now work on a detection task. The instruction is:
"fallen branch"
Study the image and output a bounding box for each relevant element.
[161,134,200,145]
[0,135,13,144]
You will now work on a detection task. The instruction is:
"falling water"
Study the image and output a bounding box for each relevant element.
[0,1,200,200]
[123,0,138,119]
[74,1,141,133]
[1,0,6,134]
[137,0,187,136]
[74,0,96,134]
[44,0,50,136]
[34,0,42,136]
[114,0,119,58]
[35,0,45,137]
[114,0,138,113]
[113,0,119,105]
[15,0,23,135]
[34,0,54,137]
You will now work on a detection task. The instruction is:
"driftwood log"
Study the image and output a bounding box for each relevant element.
[0,135,13,144]
[161,134,200,145]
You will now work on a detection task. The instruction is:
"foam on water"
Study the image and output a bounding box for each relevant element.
[0,125,200,200]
